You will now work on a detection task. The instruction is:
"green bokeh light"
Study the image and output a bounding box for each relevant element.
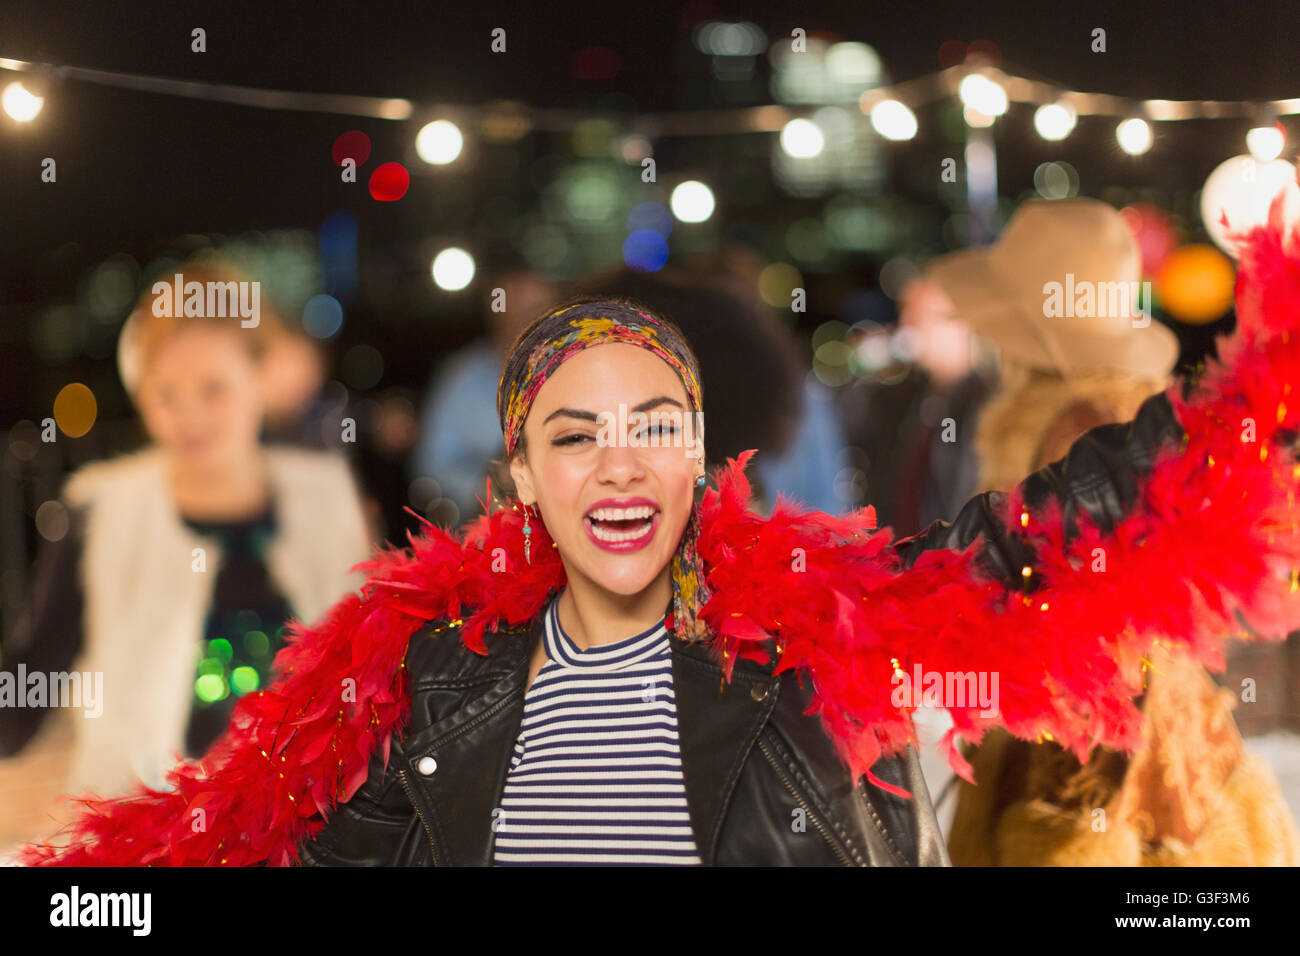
[195,674,229,703]
[231,666,260,695]
[244,630,270,658]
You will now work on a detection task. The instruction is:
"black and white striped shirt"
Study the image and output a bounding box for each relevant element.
[492,594,702,865]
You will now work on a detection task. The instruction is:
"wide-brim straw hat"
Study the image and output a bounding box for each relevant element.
[923,198,1180,378]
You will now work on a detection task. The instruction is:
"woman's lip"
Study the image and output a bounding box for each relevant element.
[583,511,660,553]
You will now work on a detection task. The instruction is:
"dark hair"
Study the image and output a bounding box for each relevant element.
[496,293,704,461]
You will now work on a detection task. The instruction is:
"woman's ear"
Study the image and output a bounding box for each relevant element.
[693,416,706,480]
[508,452,537,506]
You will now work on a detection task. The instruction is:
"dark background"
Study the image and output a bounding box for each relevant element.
[2,0,1293,439]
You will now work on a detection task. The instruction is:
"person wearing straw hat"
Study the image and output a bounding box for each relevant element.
[925,198,1299,865]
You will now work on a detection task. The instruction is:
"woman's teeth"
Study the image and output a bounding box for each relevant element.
[586,505,656,542]
[588,506,655,521]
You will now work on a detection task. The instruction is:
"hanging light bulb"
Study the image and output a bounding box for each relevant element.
[1247,121,1285,162]
[415,119,463,165]
[869,99,917,141]
[1033,101,1077,141]
[2,80,44,122]
[1116,117,1153,155]
[958,74,1008,117]
[780,118,825,158]
[670,180,715,223]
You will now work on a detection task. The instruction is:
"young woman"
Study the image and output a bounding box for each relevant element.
[18,210,1300,865]
[0,258,372,818]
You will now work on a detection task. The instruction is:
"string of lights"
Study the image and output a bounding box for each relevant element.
[1,53,1293,161]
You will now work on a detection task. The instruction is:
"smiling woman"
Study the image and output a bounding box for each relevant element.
[306,294,946,866]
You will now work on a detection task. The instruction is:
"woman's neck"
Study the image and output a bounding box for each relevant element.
[555,565,673,651]
[168,446,272,522]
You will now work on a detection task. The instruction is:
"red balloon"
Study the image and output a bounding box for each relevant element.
[369,162,410,202]
[332,130,371,167]
[1120,203,1178,277]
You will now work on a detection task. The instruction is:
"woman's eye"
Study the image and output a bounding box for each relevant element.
[553,433,593,447]
[639,424,680,440]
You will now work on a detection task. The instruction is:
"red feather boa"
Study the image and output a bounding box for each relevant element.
[20,199,1300,866]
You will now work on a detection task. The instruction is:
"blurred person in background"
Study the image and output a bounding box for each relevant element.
[926,198,1299,865]
[0,257,373,851]
[838,277,998,538]
[562,262,827,515]
[412,252,554,525]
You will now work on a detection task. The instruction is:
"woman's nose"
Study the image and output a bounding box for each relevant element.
[595,436,644,484]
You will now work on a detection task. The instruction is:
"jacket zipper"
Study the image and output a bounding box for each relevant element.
[394,685,525,866]
[756,734,856,866]
[397,769,440,865]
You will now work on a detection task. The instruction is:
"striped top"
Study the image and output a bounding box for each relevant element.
[492,594,703,866]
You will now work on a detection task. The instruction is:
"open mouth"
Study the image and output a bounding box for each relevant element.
[584,503,660,544]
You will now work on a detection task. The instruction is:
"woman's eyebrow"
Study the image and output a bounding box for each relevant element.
[541,396,684,425]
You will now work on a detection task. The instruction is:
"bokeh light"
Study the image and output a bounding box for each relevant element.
[958,74,1007,117]
[53,383,97,437]
[431,247,476,291]
[670,180,715,223]
[35,500,70,542]
[1246,123,1285,162]
[195,673,228,703]
[332,130,371,167]
[231,666,260,695]
[243,630,271,658]
[1033,102,1077,141]
[2,81,43,122]
[302,294,344,339]
[416,120,463,165]
[758,262,803,308]
[869,99,917,141]
[369,161,410,201]
[1033,161,1080,199]
[623,229,670,272]
[1117,118,1153,155]
[780,118,825,158]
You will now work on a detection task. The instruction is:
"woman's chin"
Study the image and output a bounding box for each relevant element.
[577,557,664,598]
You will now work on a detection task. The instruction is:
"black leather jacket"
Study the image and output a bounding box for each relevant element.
[298,391,1185,867]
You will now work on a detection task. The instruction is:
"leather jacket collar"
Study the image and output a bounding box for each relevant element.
[396,609,777,866]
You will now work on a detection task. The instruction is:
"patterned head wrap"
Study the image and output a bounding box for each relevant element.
[496,297,711,642]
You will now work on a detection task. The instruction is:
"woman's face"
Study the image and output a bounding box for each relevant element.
[509,342,705,599]
[136,324,265,473]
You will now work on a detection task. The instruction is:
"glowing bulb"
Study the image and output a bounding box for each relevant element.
[1117,118,1153,155]
[780,118,825,158]
[1033,102,1077,141]
[415,120,463,165]
[958,74,1007,117]
[430,247,475,291]
[869,99,917,141]
[2,81,43,122]
[1247,124,1285,162]
[671,180,715,223]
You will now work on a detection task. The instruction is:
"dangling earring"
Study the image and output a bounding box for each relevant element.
[696,457,706,487]
[522,502,533,564]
